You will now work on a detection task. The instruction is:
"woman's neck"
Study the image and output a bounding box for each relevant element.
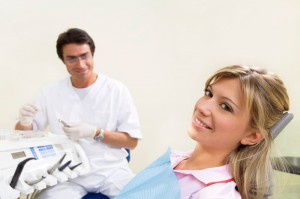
[175,145,229,170]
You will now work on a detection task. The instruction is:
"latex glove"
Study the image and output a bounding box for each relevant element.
[63,123,97,141]
[19,104,38,126]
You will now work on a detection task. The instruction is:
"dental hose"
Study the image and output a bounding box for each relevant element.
[10,157,36,189]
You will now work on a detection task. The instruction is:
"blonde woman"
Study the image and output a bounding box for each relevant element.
[116,65,290,199]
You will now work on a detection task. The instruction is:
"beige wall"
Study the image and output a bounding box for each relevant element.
[1,0,299,187]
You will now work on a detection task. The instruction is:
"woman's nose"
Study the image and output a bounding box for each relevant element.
[196,98,212,117]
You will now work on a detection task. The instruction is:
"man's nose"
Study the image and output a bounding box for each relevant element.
[75,58,85,67]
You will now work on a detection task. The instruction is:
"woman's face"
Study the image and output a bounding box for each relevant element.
[188,78,255,153]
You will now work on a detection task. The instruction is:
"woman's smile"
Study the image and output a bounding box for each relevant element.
[192,116,212,130]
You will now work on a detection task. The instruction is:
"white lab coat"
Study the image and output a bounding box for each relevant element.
[32,74,142,198]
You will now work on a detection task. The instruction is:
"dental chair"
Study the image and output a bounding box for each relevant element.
[82,149,130,199]
[263,112,294,199]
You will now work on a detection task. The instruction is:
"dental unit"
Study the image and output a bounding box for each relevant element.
[0,130,90,199]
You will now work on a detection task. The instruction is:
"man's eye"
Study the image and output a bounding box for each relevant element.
[204,89,212,97]
[66,57,76,62]
[220,103,233,112]
[80,54,88,60]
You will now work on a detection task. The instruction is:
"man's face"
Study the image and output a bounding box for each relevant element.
[62,43,95,88]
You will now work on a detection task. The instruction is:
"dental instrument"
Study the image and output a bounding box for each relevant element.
[58,119,71,127]
[10,157,36,189]
[47,153,66,175]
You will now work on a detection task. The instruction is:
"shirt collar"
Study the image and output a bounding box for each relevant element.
[170,149,234,185]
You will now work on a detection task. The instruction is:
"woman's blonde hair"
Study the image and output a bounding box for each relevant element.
[205,65,289,199]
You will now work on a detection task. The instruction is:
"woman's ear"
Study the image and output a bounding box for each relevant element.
[241,130,264,146]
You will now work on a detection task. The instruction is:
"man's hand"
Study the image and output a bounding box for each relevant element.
[63,123,97,141]
[19,104,39,127]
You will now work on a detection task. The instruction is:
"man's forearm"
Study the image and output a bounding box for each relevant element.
[99,130,138,149]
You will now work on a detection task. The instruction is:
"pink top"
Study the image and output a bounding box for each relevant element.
[170,149,241,199]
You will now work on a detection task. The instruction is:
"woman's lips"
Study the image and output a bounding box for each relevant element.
[193,117,212,130]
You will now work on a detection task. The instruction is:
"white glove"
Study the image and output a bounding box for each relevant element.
[63,123,97,141]
[19,104,38,127]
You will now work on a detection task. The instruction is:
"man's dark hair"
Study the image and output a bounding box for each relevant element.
[56,28,96,61]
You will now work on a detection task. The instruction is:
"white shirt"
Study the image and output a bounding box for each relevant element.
[32,74,142,171]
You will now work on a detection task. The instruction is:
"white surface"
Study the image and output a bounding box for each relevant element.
[0,0,299,178]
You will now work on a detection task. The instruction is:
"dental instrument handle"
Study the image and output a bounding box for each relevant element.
[10,157,36,189]
[69,162,82,170]
[58,119,71,127]
[58,160,72,172]
[48,153,66,174]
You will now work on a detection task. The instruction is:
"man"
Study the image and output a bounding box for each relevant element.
[15,28,142,198]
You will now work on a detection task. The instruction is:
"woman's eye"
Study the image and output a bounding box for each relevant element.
[204,89,212,97]
[220,103,233,112]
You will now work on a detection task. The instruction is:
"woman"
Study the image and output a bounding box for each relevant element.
[117,65,290,199]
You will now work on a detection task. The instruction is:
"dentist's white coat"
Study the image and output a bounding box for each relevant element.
[32,74,141,198]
